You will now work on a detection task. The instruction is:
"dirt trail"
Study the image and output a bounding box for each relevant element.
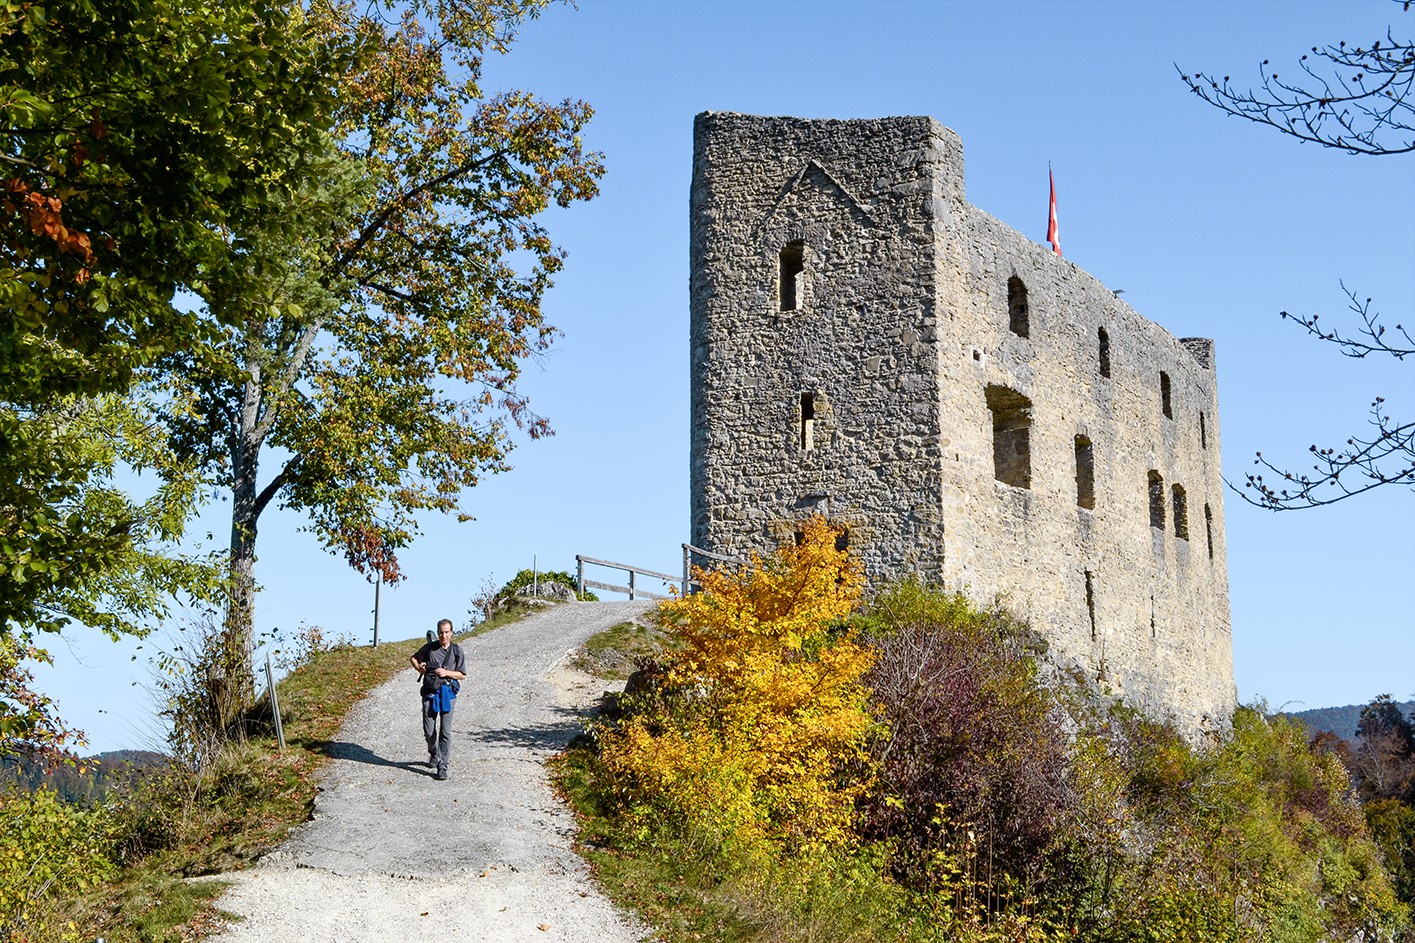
[208,601,652,943]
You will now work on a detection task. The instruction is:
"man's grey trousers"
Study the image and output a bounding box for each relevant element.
[421,697,454,774]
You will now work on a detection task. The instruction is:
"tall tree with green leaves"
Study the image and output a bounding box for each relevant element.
[158,0,604,711]
[1,0,358,752]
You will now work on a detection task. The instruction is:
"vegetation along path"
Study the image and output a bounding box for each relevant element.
[210,601,653,943]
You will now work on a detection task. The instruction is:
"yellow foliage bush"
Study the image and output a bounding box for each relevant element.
[0,785,116,942]
[601,517,877,852]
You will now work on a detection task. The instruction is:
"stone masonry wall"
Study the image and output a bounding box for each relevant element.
[689,112,1235,734]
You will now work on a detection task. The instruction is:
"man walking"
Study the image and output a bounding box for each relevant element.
[410,619,466,781]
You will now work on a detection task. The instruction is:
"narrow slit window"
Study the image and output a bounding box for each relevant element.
[1148,471,1165,529]
[1160,371,1173,419]
[800,392,815,451]
[1085,571,1097,641]
[1074,435,1095,510]
[1098,327,1111,378]
[1205,504,1214,560]
[779,241,805,312]
[1172,484,1189,540]
[1200,411,1207,449]
[834,528,849,553]
[1007,276,1029,337]
[986,385,1033,489]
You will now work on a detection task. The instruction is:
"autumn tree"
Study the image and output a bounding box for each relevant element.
[1179,4,1413,509]
[1,0,355,753]
[1,0,354,634]
[601,518,876,852]
[154,0,603,717]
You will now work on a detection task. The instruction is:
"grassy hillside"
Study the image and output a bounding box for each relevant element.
[0,607,529,943]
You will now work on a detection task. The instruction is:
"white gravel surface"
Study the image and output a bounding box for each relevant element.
[208,601,654,943]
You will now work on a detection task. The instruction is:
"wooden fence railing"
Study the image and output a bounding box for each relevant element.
[575,555,680,601]
[575,543,746,601]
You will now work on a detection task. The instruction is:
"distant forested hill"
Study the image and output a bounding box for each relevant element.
[1,749,170,804]
[1286,700,1415,742]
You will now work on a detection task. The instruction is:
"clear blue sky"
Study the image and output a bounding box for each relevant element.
[38,0,1414,754]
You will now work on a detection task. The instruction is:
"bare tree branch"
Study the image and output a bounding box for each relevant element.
[1232,397,1414,509]
[1280,283,1414,360]
[1178,9,1415,156]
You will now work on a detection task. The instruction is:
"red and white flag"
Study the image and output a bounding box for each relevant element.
[1047,166,1061,257]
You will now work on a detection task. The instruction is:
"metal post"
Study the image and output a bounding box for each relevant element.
[628,568,636,601]
[372,577,381,648]
[265,653,285,751]
[683,544,691,597]
[577,556,584,598]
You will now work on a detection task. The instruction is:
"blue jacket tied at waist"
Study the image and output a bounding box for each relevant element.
[429,679,459,714]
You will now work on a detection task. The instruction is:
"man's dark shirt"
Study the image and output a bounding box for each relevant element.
[413,641,466,697]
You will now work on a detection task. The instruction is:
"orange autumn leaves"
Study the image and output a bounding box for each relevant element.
[3,179,96,274]
[601,518,876,852]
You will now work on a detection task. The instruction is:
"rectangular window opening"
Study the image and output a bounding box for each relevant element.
[1172,484,1189,540]
[1148,471,1165,529]
[1205,504,1214,560]
[1098,327,1111,378]
[779,241,805,312]
[800,392,815,451]
[1075,436,1095,510]
[986,385,1033,489]
[1085,571,1097,641]
[1160,371,1173,419]
[1007,276,1030,338]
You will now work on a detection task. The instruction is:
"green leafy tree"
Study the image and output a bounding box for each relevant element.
[1,0,356,753]
[156,0,604,711]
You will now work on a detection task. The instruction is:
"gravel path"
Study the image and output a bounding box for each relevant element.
[209,601,653,943]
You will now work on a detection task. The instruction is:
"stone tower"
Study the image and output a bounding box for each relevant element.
[689,113,1236,733]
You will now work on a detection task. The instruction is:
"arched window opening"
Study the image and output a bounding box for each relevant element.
[1205,504,1214,560]
[986,385,1033,489]
[1074,435,1095,509]
[1172,484,1189,540]
[1007,276,1030,338]
[1148,471,1165,529]
[800,392,815,451]
[1160,371,1173,419]
[1098,326,1111,378]
[779,241,805,312]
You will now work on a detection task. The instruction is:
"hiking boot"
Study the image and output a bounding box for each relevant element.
[428,751,437,768]
[435,768,449,781]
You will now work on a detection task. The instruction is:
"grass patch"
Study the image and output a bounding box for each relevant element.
[552,745,926,943]
[570,618,664,680]
[27,619,523,943]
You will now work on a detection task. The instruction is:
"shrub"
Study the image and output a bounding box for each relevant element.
[1067,706,1410,943]
[600,517,875,853]
[569,574,1411,943]
[856,584,1075,908]
[495,568,597,603]
[0,785,116,942]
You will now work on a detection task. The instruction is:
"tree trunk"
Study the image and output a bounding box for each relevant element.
[219,368,267,737]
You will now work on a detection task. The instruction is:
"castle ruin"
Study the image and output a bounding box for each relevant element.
[689,113,1236,733]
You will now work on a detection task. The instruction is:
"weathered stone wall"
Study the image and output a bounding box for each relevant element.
[689,112,1235,734]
